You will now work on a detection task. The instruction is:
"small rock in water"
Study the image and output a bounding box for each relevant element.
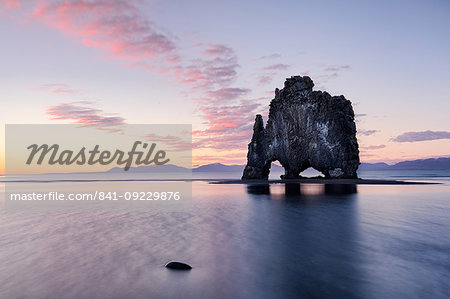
[165,261,192,270]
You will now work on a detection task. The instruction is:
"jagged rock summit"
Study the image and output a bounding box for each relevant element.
[242,75,359,180]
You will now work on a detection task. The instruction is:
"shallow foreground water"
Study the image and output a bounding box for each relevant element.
[0,172,449,298]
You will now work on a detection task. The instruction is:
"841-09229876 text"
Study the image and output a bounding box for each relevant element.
[9,191,182,201]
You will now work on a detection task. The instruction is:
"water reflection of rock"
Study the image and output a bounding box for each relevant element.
[324,184,357,195]
[245,182,364,297]
[246,184,271,195]
[246,183,357,196]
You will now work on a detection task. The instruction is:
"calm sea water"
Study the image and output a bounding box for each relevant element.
[0,171,449,298]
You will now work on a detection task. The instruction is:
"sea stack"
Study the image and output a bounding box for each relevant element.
[242,75,360,180]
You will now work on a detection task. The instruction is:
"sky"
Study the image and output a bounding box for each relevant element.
[0,0,449,173]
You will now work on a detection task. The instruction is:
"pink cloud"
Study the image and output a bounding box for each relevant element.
[31,83,81,95]
[3,0,21,9]
[170,42,262,152]
[12,1,267,156]
[192,151,248,165]
[206,88,250,102]
[144,133,191,152]
[257,75,272,86]
[173,44,239,89]
[32,1,176,63]
[192,100,262,149]
[361,144,386,150]
[264,90,275,97]
[201,44,234,57]
[46,102,125,128]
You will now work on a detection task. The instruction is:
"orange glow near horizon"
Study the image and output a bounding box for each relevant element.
[1,140,450,175]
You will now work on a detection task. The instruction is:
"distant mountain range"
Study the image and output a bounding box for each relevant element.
[107,164,190,173]
[193,163,284,172]
[108,163,283,173]
[195,158,450,172]
[110,157,450,173]
[359,157,450,171]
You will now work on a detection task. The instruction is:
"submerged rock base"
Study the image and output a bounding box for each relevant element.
[242,76,359,180]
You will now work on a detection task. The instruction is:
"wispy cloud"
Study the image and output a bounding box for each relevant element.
[33,0,177,65]
[2,0,21,9]
[323,65,351,73]
[357,129,378,136]
[252,53,281,61]
[31,83,82,95]
[361,144,386,150]
[173,44,239,90]
[192,151,248,165]
[46,102,125,128]
[393,130,450,142]
[205,88,250,102]
[201,44,234,57]
[315,64,351,86]
[174,44,261,150]
[192,101,261,149]
[259,64,290,71]
[264,90,275,97]
[144,133,191,152]
[257,75,273,86]
[360,154,376,157]
[354,113,367,123]
[13,1,263,155]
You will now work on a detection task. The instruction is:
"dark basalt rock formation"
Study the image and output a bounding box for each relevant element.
[242,75,359,180]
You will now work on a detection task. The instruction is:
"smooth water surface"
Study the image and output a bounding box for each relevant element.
[0,173,449,298]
